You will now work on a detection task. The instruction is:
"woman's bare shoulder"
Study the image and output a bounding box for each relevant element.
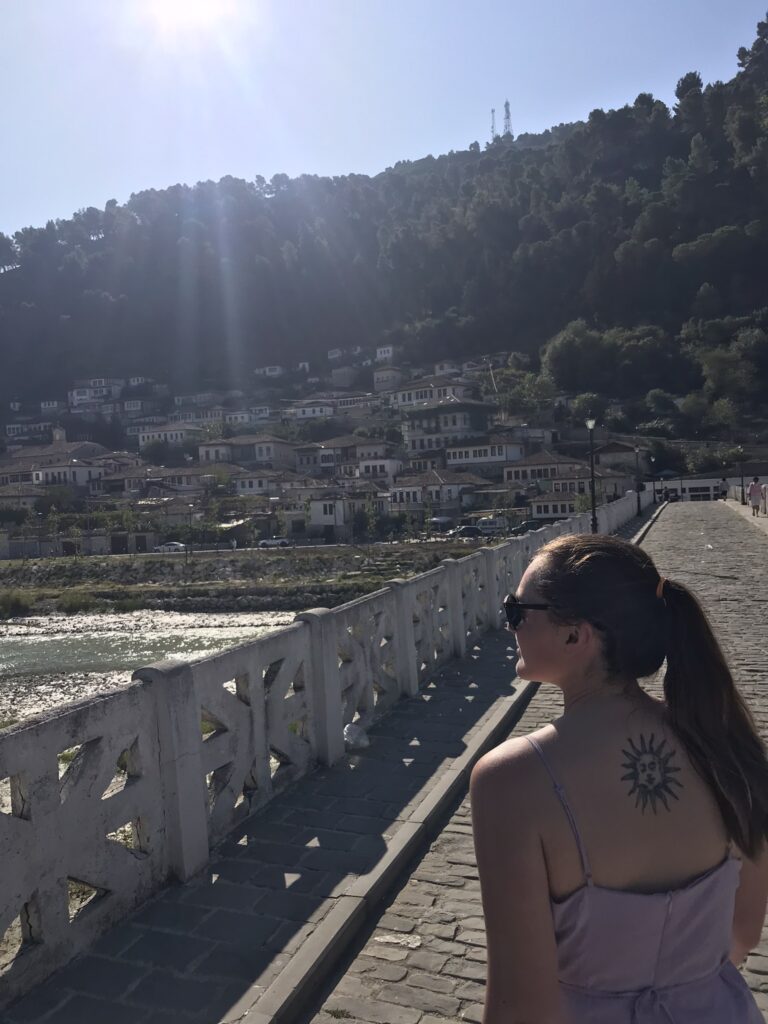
[470,727,553,805]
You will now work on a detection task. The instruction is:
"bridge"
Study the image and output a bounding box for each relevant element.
[2,493,767,1023]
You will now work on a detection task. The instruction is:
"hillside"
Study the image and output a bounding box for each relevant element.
[1,15,768,427]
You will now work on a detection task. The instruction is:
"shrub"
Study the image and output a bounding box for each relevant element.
[0,590,33,619]
[57,591,96,614]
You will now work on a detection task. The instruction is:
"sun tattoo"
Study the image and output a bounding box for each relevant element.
[621,734,683,814]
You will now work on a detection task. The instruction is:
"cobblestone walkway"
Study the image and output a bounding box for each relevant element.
[304,502,768,1024]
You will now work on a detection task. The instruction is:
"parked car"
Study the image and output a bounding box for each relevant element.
[446,525,483,539]
[153,541,187,553]
[509,520,538,536]
[258,537,291,548]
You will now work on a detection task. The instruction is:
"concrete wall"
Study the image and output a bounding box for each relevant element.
[0,490,652,1005]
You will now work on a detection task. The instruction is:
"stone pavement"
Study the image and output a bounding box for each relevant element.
[302,501,768,1024]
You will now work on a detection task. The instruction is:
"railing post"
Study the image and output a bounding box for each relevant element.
[135,660,209,882]
[440,558,466,659]
[294,608,345,766]
[480,547,501,630]
[388,579,419,698]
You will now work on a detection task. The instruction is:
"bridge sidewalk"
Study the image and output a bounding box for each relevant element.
[3,624,536,1023]
[302,501,768,1024]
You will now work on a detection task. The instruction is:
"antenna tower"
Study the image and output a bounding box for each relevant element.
[490,108,496,143]
[503,99,512,136]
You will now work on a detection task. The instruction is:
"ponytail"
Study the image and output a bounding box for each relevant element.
[663,580,768,858]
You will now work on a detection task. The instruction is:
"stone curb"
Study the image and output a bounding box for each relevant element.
[246,680,539,1024]
[629,501,667,545]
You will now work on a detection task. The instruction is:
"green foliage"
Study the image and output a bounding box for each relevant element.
[0,590,33,619]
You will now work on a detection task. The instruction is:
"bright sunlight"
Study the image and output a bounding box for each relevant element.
[137,0,243,48]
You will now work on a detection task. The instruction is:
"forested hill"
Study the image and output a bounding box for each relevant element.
[2,16,768,407]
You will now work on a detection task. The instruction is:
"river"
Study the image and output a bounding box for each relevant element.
[0,610,295,723]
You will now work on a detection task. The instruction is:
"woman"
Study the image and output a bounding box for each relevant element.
[471,534,768,1023]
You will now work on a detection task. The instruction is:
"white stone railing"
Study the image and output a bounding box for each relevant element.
[0,490,652,1005]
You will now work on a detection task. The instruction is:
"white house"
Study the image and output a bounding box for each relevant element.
[249,405,273,420]
[390,376,479,409]
[31,459,108,488]
[402,399,497,453]
[5,421,53,440]
[232,469,284,496]
[389,469,486,520]
[138,423,204,448]
[327,348,344,361]
[67,377,126,407]
[445,437,525,474]
[253,365,285,378]
[283,400,335,420]
[307,486,388,541]
[373,366,405,392]
[502,451,585,486]
[434,360,461,376]
[376,344,396,363]
[530,492,579,521]
[359,457,403,484]
[39,399,66,415]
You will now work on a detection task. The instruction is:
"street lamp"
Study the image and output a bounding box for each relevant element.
[738,446,746,505]
[649,455,657,504]
[586,417,598,534]
[634,445,641,517]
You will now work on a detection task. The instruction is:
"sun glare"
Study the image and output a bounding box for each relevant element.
[139,0,241,46]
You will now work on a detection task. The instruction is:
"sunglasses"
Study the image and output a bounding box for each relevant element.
[503,593,550,629]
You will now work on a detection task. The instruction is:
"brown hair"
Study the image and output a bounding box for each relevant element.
[535,533,768,857]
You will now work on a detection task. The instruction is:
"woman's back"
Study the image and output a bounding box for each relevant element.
[514,696,762,1021]
[530,694,729,902]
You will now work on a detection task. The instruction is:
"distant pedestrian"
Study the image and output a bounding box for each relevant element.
[720,477,729,501]
[747,477,762,516]
[761,483,767,517]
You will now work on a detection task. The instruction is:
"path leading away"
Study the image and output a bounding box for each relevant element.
[5,502,766,1024]
[302,501,768,1024]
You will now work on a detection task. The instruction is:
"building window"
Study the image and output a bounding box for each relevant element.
[536,504,542,514]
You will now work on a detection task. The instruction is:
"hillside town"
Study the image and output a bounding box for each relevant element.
[2,343,759,560]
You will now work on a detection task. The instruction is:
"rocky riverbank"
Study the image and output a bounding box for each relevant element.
[0,541,471,617]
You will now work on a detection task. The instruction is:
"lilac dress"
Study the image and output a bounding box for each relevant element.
[525,737,762,1022]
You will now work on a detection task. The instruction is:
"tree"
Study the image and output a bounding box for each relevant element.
[645,389,679,418]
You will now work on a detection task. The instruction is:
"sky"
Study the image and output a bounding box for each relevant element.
[0,0,765,236]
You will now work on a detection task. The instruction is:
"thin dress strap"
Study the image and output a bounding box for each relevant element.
[525,736,593,885]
